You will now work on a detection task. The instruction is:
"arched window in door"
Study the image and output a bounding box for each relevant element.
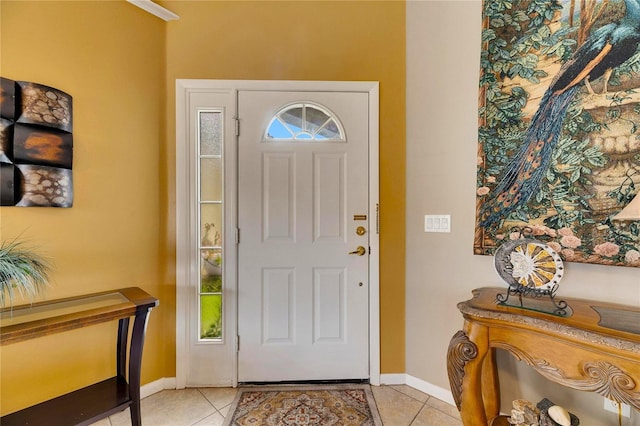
[265,103,346,141]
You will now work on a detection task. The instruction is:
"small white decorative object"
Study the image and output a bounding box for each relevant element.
[547,405,571,426]
[537,398,579,426]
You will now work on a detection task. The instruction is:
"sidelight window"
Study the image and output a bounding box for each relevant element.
[198,110,223,340]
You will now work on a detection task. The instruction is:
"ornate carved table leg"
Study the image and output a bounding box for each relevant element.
[482,348,500,421]
[447,330,476,411]
[447,322,491,425]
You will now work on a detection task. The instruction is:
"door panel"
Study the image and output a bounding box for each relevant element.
[314,153,345,242]
[263,153,295,241]
[313,267,346,343]
[262,267,295,344]
[238,90,370,382]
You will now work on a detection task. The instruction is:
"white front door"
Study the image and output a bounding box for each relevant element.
[237,90,370,382]
[176,80,379,388]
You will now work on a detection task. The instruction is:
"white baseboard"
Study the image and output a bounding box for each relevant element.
[141,377,177,399]
[379,373,455,406]
[405,374,455,406]
[379,373,407,385]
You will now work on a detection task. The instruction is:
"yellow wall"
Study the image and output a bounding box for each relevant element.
[0,0,168,414]
[163,0,407,373]
[0,0,406,415]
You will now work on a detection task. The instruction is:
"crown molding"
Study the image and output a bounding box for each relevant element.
[127,0,179,21]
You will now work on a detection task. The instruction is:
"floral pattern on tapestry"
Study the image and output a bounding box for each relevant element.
[475,0,640,267]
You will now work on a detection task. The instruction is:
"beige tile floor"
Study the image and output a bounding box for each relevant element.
[90,384,462,425]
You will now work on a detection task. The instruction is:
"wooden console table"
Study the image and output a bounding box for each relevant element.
[0,287,158,426]
[447,287,640,426]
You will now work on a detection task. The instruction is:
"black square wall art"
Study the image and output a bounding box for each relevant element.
[0,77,73,207]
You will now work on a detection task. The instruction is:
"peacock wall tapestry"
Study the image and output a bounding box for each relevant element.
[475,0,640,267]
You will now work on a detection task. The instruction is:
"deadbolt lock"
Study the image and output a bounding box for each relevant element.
[356,226,367,236]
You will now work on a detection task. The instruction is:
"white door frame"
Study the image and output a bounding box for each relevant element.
[175,80,380,387]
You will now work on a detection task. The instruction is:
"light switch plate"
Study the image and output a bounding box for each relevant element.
[424,214,451,233]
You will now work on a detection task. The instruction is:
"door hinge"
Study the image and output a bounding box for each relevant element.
[376,203,380,234]
[235,117,240,136]
[236,228,240,244]
[237,335,240,352]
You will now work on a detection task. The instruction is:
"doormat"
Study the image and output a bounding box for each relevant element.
[223,385,383,426]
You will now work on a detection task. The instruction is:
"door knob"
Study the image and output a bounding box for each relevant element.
[349,246,366,256]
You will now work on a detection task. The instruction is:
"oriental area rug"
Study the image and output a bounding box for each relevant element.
[222,385,383,426]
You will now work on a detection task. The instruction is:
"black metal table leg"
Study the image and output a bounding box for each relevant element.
[128,309,151,426]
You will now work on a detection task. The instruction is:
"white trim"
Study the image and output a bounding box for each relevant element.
[379,373,456,406]
[368,84,380,386]
[176,80,380,387]
[175,81,188,390]
[126,0,179,21]
[406,374,456,406]
[141,377,177,399]
[176,84,238,388]
[176,81,195,389]
[379,373,406,385]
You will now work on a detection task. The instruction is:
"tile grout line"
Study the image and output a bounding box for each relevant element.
[408,395,430,426]
[218,402,232,421]
[426,397,463,423]
[386,385,461,426]
[383,385,428,426]
[192,388,225,425]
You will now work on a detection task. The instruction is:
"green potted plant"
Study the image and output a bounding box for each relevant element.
[0,239,50,308]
